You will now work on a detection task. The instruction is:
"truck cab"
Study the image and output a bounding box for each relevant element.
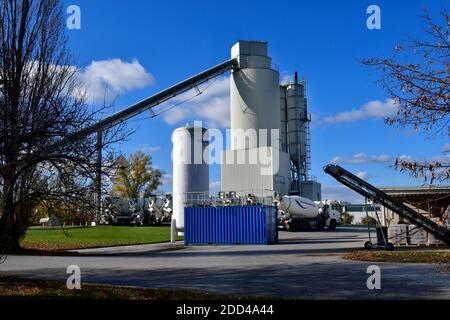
[316,200,342,230]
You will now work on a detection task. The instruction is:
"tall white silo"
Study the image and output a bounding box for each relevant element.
[172,125,209,232]
[230,41,280,150]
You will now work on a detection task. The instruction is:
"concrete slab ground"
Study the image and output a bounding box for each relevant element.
[1,227,449,299]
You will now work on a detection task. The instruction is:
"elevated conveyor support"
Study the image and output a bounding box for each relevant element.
[324,164,450,245]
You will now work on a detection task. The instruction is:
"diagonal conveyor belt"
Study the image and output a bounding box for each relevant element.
[324,164,450,245]
[45,58,238,154]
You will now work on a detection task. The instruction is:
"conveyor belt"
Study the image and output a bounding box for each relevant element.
[46,58,238,153]
[324,164,450,245]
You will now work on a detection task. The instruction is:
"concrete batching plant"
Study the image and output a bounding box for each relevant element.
[170,41,325,234]
[49,36,448,246]
[222,41,321,201]
[90,40,323,234]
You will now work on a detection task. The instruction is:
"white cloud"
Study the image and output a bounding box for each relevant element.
[161,76,230,128]
[330,152,449,167]
[356,171,370,180]
[432,155,450,163]
[280,74,292,86]
[160,174,172,186]
[330,153,394,165]
[322,184,364,204]
[316,98,398,125]
[209,181,221,194]
[138,145,160,153]
[79,58,154,103]
[408,154,450,164]
[443,143,450,153]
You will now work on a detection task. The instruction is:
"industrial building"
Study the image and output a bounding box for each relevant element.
[342,203,383,225]
[221,41,321,201]
[78,39,448,247]
[164,41,449,246]
[168,40,330,235]
[339,186,450,226]
[381,186,450,225]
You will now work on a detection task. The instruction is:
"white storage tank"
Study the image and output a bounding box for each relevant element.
[172,125,209,232]
[230,41,280,150]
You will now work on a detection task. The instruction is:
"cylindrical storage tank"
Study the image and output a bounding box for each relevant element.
[286,82,308,173]
[230,41,280,150]
[172,125,209,232]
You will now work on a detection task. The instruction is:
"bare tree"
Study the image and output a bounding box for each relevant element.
[0,0,125,251]
[362,8,449,183]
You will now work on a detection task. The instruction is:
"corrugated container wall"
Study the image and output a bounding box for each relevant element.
[184,206,279,245]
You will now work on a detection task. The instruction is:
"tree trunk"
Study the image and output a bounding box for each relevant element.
[0,207,22,252]
[0,170,22,252]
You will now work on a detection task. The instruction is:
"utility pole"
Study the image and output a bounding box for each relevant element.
[95,129,103,223]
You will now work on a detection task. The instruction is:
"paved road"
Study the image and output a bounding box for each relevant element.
[1,227,449,299]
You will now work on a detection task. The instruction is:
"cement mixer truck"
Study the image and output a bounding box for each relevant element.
[278,196,341,232]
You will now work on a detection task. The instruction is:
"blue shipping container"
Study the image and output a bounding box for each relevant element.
[184,206,278,245]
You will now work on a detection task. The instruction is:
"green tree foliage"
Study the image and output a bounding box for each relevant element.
[361,216,378,226]
[341,212,354,225]
[34,200,73,224]
[112,151,163,199]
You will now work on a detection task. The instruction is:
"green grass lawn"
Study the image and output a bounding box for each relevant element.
[21,225,180,251]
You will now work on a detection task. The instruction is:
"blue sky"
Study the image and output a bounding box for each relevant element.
[63,0,449,202]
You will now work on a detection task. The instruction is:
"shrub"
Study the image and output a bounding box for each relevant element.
[341,213,354,225]
[361,216,378,225]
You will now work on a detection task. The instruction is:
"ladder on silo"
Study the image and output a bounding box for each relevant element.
[305,117,312,174]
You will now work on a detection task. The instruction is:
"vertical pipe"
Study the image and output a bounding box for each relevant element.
[171,218,177,244]
[95,129,103,224]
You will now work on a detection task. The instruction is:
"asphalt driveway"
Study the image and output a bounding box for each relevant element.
[1,227,449,299]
